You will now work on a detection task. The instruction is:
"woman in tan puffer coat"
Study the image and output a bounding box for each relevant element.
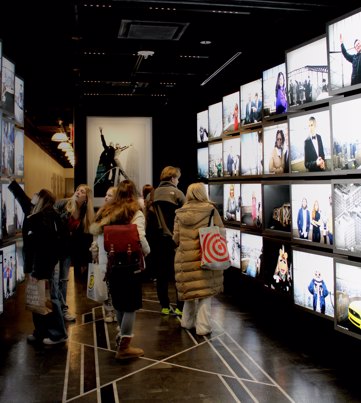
[173,182,224,336]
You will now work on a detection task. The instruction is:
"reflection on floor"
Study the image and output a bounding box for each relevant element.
[1,268,361,402]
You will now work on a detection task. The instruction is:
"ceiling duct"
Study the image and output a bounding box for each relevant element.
[118,20,188,40]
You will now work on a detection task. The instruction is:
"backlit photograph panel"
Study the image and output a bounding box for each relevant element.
[289,109,332,174]
[222,136,240,177]
[263,122,289,175]
[240,233,263,278]
[222,91,240,134]
[293,248,334,319]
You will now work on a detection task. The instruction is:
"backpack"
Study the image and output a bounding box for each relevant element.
[103,224,144,270]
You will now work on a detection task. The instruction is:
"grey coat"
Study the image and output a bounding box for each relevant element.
[173,201,224,301]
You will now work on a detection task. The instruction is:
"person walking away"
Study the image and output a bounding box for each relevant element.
[173,182,224,336]
[55,184,95,322]
[90,180,150,360]
[145,166,185,316]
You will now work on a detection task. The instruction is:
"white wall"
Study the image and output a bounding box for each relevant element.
[23,136,74,198]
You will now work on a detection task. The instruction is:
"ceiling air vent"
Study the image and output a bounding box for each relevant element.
[118,20,188,40]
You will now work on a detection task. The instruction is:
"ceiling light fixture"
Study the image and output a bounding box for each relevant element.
[200,51,242,86]
[51,120,69,142]
[137,50,154,59]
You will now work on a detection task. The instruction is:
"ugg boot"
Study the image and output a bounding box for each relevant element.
[115,336,144,360]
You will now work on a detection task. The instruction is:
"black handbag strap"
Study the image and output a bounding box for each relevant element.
[207,209,215,227]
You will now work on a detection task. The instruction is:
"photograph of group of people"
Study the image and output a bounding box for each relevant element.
[293,249,334,318]
[291,183,333,246]
[86,117,152,205]
[240,79,263,127]
[286,36,330,107]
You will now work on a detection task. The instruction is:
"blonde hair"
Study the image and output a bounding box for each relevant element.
[185,182,209,203]
[160,166,181,181]
[65,184,94,233]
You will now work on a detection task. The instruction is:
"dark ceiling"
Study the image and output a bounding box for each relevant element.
[1,0,360,168]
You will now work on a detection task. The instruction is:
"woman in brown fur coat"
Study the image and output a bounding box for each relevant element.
[173,182,224,336]
[90,180,150,360]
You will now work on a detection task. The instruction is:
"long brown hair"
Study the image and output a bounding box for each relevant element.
[99,180,140,224]
[31,189,56,215]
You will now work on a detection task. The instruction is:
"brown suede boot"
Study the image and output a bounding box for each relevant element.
[115,336,144,360]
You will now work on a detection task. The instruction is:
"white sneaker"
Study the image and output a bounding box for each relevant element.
[43,336,68,345]
[63,311,76,322]
[104,311,115,323]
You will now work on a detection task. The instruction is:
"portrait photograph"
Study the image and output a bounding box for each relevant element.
[1,56,15,115]
[293,249,334,319]
[208,141,223,178]
[222,136,240,177]
[262,238,293,296]
[197,109,209,143]
[262,63,288,117]
[222,91,240,134]
[225,227,240,269]
[327,9,361,94]
[14,76,24,127]
[240,183,262,229]
[208,101,222,139]
[223,183,240,223]
[263,122,289,175]
[289,109,332,174]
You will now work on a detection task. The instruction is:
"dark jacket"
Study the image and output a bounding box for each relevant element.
[23,207,63,279]
[54,198,92,267]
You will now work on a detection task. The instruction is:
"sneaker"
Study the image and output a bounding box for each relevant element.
[161,307,171,315]
[174,308,183,316]
[43,336,68,345]
[63,311,76,322]
[104,311,115,323]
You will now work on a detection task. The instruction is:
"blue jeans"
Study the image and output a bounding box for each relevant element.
[59,256,71,311]
[114,311,136,337]
[32,264,67,341]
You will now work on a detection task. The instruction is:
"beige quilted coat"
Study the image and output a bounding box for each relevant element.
[173,201,224,301]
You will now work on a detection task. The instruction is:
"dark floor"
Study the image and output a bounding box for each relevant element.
[1,268,361,403]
